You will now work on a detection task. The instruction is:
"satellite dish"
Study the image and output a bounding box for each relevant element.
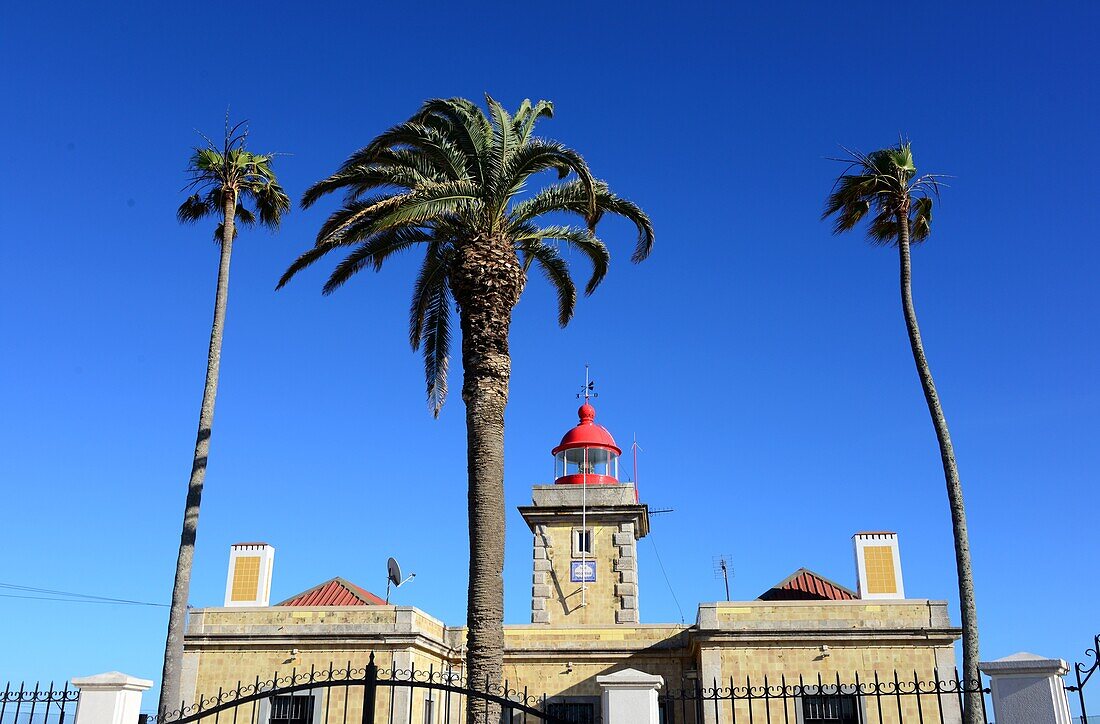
[385,556,416,604]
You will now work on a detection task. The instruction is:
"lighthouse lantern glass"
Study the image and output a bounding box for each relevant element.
[555,447,619,480]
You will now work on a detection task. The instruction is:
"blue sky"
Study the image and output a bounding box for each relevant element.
[1,0,1096,705]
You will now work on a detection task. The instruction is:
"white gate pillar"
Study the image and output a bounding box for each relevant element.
[597,668,663,724]
[980,652,1073,724]
[72,673,153,724]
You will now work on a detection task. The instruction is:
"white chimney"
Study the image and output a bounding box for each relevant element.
[853,532,905,600]
[224,543,275,607]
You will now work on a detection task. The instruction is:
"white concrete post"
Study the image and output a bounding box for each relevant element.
[980,652,1073,724]
[71,673,154,724]
[597,668,663,724]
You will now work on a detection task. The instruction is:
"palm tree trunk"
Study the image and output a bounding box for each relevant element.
[452,237,523,724]
[159,191,237,715]
[897,213,981,722]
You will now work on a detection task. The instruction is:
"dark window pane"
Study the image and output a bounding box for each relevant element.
[546,702,595,724]
[802,695,858,723]
[269,696,314,724]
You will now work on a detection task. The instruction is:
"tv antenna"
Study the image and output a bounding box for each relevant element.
[712,554,733,601]
[386,557,416,604]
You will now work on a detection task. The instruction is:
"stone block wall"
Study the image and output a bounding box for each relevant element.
[523,483,647,626]
[531,518,640,625]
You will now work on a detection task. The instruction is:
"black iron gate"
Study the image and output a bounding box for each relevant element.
[658,669,991,724]
[155,654,574,724]
[1066,633,1099,724]
[0,682,79,724]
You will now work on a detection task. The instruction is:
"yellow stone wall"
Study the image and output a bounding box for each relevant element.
[184,607,455,724]
[502,624,691,698]
[183,601,958,724]
[693,601,960,724]
[542,521,621,625]
[712,600,939,627]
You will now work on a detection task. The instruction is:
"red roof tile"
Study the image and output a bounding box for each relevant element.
[276,577,386,607]
[758,568,857,602]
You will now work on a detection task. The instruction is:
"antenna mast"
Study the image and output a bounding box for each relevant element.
[577,365,597,608]
[631,435,642,502]
[712,554,733,602]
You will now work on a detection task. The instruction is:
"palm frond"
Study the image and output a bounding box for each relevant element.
[406,243,454,416]
[414,98,491,185]
[251,181,291,228]
[285,96,653,418]
[408,242,453,349]
[369,181,478,231]
[180,120,287,238]
[866,210,900,245]
[313,195,408,247]
[177,194,213,223]
[302,124,469,209]
[234,205,256,226]
[513,99,553,144]
[212,221,239,244]
[823,141,941,247]
[517,225,609,295]
[509,180,653,261]
[499,140,596,209]
[322,228,434,294]
[910,196,933,242]
[521,239,576,327]
[276,236,361,289]
[485,94,518,182]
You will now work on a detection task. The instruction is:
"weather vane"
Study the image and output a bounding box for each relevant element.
[577,363,598,402]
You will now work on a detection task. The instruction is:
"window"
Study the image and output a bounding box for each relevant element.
[802,694,859,723]
[546,701,596,723]
[554,448,619,480]
[268,696,315,724]
[572,528,593,557]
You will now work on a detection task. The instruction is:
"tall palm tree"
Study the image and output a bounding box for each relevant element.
[823,142,980,721]
[278,96,653,722]
[160,121,290,716]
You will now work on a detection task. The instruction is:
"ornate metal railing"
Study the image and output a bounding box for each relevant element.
[154,653,574,724]
[0,682,80,724]
[659,669,990,724]
[1066,633,1099,724]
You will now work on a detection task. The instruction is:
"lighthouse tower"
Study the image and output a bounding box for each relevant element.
[518,400,649,625]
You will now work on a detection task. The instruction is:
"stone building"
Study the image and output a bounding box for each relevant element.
[181,402,961,723]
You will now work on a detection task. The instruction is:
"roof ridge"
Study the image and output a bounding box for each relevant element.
[758,567,857,601]
[276,576,386,607]
[332,577,387,605]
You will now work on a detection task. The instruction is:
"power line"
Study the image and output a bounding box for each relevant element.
[0,582,169,608]
[0,593,165,606]
[647,534,685,625]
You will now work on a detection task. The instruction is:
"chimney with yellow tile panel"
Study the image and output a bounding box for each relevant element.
[224,542,275,607]
[853,532,905,599]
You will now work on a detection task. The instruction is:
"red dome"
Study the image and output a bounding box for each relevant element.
[552,403,622,456]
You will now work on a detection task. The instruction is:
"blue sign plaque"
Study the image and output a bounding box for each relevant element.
[570,560,596,583]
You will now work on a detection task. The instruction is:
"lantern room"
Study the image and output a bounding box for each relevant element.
[552,402,622,485]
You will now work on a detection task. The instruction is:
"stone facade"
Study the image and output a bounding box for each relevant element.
[519,483,647,626]
[182,479,961,724]
[183,597,959,724]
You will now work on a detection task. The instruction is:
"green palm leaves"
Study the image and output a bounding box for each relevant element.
[279,95,654,416]
[822,142,941,245]
[177,121,291,240]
